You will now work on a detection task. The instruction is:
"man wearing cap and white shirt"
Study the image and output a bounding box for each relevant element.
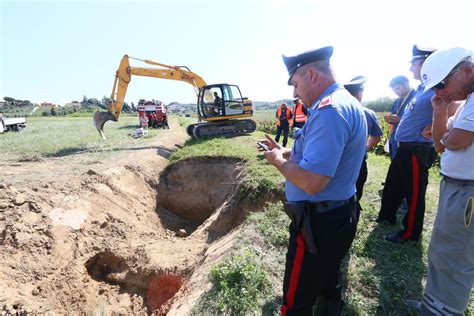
[259,46,367,315]
[344,76,383,207]
[407,47,474,315]
[376,45,438,243]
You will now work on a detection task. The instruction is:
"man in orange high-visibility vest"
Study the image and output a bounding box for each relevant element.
[292,97,308,130]
[275,102,293,147]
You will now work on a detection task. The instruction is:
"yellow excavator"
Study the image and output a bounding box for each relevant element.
[93,55,256,139]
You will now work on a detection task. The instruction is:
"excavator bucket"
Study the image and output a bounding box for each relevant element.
[93,111,116,140]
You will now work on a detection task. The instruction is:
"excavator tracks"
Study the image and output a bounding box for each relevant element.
[187,119,256,139]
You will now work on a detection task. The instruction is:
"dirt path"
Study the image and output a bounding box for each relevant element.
[0,117,187,186]
[0,118,247,314]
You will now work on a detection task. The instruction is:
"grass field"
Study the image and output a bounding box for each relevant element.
[0,114,165,162]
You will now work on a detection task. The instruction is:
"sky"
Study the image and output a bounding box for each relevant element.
[1,0,473,106]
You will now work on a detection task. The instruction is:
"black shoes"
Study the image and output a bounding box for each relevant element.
[385,232,420,243]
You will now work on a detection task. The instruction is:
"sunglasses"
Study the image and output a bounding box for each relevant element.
[432,62,466,90]
[432,79,448,90]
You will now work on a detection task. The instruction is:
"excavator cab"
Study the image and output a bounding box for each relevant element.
[185,83,255,138]
[197,84,250,120]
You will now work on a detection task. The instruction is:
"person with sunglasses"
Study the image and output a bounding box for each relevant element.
[376,45,438,244]
[406,47,474,315]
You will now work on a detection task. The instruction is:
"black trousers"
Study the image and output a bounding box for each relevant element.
[377,143,435,239]
[356,158,368,202]
[281,201,357,315]
[276,123,290,147]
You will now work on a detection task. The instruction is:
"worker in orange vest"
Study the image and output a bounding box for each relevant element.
[292,97,308,129]
[275,102,293,147]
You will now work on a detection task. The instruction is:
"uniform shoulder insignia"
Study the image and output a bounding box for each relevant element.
[318,96,332,109]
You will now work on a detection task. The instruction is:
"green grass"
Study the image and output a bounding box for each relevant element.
[191,250,271,316]
[0,114,165,161]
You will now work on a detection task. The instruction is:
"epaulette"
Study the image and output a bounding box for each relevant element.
[318,96,332,109]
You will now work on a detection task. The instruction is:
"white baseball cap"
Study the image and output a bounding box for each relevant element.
[421,47,473,92]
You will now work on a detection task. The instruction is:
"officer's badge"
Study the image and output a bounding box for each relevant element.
[408,98,416,111]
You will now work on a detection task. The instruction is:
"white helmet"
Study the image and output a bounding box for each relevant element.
[421,47,473,92]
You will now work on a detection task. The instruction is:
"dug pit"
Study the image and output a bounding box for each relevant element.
[0,154,256,315]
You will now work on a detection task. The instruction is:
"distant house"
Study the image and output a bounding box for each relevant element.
[64,101,81,108]
[40,102,57,108]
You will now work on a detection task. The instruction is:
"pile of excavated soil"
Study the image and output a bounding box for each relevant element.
[0,119,264,315]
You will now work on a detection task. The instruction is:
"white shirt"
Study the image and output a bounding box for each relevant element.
[441,93,474,180]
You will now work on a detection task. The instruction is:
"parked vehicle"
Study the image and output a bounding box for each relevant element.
[137,99,169,129]
[0,115,26,133]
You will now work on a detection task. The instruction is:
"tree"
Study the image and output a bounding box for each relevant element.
[82,95,88,107]
[122,102,131,112]
[50,106,57,116]
[366,96,394,112]
[101,96,111,110]
[3,97,15,103]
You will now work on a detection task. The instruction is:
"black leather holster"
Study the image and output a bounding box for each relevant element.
[284,201,317,254]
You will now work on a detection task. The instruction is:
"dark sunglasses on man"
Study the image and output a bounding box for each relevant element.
[431,58,470,90]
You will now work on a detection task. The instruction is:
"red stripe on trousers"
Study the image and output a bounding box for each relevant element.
[402,154,419,240]
[281,233,306,315]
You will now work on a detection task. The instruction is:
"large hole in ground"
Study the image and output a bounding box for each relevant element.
[85,250,183,314]
[156,156,245,234]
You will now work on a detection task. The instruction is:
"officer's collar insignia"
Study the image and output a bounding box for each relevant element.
[318,96,332,108]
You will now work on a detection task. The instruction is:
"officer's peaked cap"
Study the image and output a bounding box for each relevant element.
[411,44,437,62]
[283,46,333,85]
[344,75,367,87]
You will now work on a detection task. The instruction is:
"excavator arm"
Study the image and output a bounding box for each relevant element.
[93,55,207,139]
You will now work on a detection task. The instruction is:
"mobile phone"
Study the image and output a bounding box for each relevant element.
[257,141,270,151]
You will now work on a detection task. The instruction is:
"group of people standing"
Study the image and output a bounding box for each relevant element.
[274,97,308,147]
[260,44,473,315]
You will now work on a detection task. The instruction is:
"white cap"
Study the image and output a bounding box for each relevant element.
[421,47,473,92]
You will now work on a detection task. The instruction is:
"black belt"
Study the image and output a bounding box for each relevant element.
[399,142,433,148]
[443,175,474,186]
[307,196,355,213]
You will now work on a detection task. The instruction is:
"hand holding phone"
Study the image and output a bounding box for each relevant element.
[257,141,270,152]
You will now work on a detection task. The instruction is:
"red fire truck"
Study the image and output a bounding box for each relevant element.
[137,99,169,129]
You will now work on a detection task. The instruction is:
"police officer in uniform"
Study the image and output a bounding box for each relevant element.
[292,97,308,129]
[376,45,437,243]
[259,46,367,315]
[344,76,383,206]
[385,75,416,160]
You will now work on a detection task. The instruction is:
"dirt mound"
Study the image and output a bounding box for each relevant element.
[0,121,260,314]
